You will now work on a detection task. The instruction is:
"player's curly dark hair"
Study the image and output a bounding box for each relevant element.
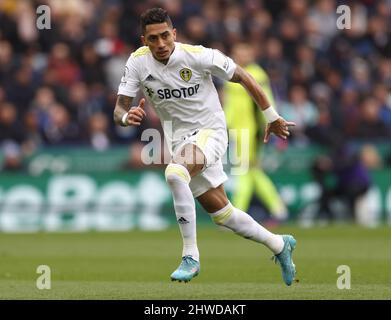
[140,8,173,34]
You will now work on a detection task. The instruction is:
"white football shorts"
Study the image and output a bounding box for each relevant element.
[173,128,228,198]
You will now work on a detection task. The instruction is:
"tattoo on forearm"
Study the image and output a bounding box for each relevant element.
[114,94,133,124]
[117,95,132,110]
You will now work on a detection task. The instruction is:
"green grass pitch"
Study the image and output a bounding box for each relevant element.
[0,225,390,299]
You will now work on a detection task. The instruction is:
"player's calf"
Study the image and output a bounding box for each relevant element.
[208,202,297,285]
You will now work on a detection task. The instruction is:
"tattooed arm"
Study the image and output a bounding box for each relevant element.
[113,95,146,127]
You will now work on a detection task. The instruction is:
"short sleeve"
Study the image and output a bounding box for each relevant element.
[117,56,140,97]
[201,48,236,81]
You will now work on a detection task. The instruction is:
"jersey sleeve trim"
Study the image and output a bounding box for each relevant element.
[117,54,141,97]
[131,46,151,58]
[210,49,236,81]
[179,43,204,53]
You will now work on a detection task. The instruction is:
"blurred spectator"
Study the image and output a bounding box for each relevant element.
[5,65,36,111]
[285,0,308,22]
[185,16,207,44]
[0,101,26,172]
[1,141,25,172]
[47,43,80,88]
[23,109,43,154]
[0,0,389,152]
[374,83,391,134]
[104,44,133,92]
[0,86,6,104]
[67,81,90,123]
[306,105,334,146]
[0,40,14,83]
[354,96,391,141]
[94,20,125,58]
[279,85,319,145]
[261,37,290,101]
[202,2,225,44]
[360,144,382,169]
[80,43,106,85]
[294,43,316,84]
[344,58,372,95]
[85,112,111,151]
[41,103,80,145]
[378,58,391,87]
[0,101,25,144]
[14,0,38,45]
[279,17,301,59]
[311,137,372,223]
[308,0,338,44]
[339,86,361,136]
[367,14,391,58]
[30,86,57,127]
[223,4,244,45]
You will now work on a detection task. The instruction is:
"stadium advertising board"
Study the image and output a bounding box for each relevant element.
[0,170,390,232]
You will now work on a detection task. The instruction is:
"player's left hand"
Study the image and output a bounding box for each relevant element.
[264,117,296,143]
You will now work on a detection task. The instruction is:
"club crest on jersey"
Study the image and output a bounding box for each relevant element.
[179,68,192,82]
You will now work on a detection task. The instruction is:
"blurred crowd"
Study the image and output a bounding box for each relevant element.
[0,0,391,171]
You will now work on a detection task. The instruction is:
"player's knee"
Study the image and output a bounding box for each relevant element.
[165,163,191,184]
[173,144,206,171]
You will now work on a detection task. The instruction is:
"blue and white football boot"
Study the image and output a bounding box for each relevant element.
[273,235,297,286]
[170,255,200,283]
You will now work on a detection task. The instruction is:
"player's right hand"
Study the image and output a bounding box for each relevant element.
[124,98,146,126]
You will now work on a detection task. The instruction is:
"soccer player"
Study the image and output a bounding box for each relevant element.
[113,8,297,285]
[224,42,288,222]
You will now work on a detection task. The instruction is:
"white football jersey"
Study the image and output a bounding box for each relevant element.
[118,42,236,153]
